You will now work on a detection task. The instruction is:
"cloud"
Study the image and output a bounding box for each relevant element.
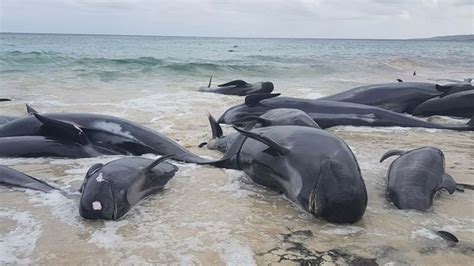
[1,0,472,38]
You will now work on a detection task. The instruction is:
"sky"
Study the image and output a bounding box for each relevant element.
[1,0,473,39]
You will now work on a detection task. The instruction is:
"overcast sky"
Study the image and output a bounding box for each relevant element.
[1,0,473,39]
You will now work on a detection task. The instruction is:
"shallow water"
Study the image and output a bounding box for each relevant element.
[0,34,473,265]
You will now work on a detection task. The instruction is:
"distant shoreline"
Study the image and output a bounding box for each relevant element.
[1,32,472,41]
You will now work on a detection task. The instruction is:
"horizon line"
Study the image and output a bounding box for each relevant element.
[2,31,472,41]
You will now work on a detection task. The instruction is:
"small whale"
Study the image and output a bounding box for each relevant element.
[380,147,456,211]
[79,155,178,220]
[198,77,274,96]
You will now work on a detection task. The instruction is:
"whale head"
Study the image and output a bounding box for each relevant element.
[308,157,367,224]
[79,164,127,220]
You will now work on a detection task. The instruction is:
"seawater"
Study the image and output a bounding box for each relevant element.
[0,33,473,264]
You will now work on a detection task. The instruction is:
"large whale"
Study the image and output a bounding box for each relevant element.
[0,165,58,192]
[218,93,474,131]
[379,147,456,211]
[202,125,368,223]
[198,78,274,96]
[319,82,472,113]
[204,108,321,153]
[0,110,206,163]
[412,90,474,118]
[79,155,178,220]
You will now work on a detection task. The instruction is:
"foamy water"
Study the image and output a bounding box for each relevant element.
[0,34,473,264]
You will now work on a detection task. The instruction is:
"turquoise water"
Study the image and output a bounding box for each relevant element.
[1,33,473,93]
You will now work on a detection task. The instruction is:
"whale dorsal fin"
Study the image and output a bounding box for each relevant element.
[245,93,280,106]
[218,80,248,87]
[207,76,213,88]
[379,149,405,162]
[207,112,223,138]
[79,163,104,192]
[33,113,91,146]
[26,104,38,114]
[144,155,175,172]
[439,173,456,194]
[232,126,289,155]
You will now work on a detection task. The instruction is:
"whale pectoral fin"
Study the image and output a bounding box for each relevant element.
[218,80,248,87]
[25,104,38,114]
[245,93,281,106]
[379,150,405,162]
[79,163,104,192]
[33,113,92,146]
[207,112,223,138]
[144,155,176,172]
[232,126,289,155]
[439,173,457,194]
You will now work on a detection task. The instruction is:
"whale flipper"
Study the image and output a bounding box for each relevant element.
[439,173,456,194]
[218,80,248,87]
[379,149,405,162]
[26,104,38,114]
[0,165,58,192]
[245,93,281,106]
[144,155,175,172]
[232,126,290,155]
[34,113,92,146]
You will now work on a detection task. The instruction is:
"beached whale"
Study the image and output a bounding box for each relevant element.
[218,93,474,131]
[201,125,368,223]
[379,147,456,211]
[0,165,58,192]
[0,109,206,163]
[412,90,474,118]
[79,155,178,220]
[198,77,274,96]
[203,108,321,153]
[319,82,472,114]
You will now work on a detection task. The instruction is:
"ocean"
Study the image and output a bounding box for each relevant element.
[0,33,473,264]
